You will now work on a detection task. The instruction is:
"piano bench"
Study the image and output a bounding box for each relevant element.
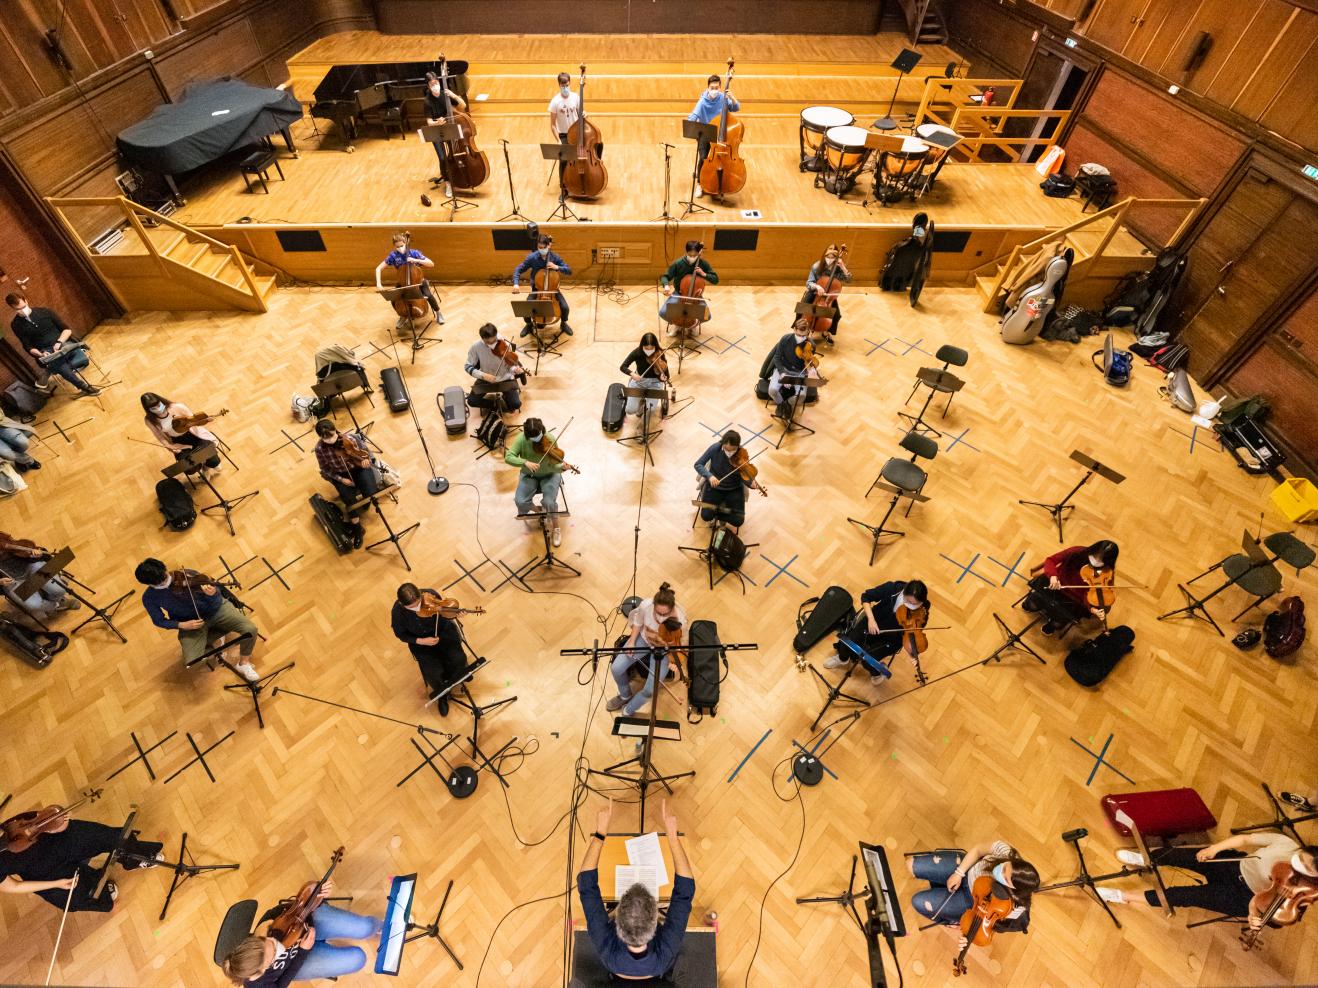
[238,149,284,194]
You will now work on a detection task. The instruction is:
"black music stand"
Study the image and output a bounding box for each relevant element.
[497,508,580,587]
[89,807,139,901]
[848,484,928,565]
[378,285,440,361]
[15,546,134,643]
[679,501,759,593]
[419,123,478,218]
[511,297,565,372]
[661,298,710,373]
[345,483,418,570]
[313,369,374,427]
[427,651,519,790]
[806,653,872,731]
[156,831,240,921]
[772,373,825,447]
[1034,827,1159,929]
[496,138,531,223]
[1230,782,1318,842]
[540,142,582,221]
[679,119,717,218]
[184,633,295,729]
[163,443,258,537]
[796,846,905,988]
[794,301,839,346]
[617,383,667,463]
[1018,450,1126,543]
[982,611,1047,665]
[875,49,922,131]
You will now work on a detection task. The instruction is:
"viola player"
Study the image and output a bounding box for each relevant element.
[619,332,668,424]
[692,430,762,534]
[391,582,469,716]
[607,582,687,725]
[824,579,929,683]
[134,557,261,682]
[907,840,1041,947]
[504,417,566,547]
[1023,539,1120,636]
[141,391,222,471]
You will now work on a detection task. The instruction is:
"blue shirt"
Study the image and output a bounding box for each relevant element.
[512,250,571,287]
[142,577,224,629]
[577,869,696,979]
[687,91,739,124]
[383,248,425,268]
[694,441,749,492]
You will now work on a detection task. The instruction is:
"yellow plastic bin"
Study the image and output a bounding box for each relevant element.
[1271,478,1318,523]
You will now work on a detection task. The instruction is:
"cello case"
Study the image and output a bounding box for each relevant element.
[1001,247,1074,345]
[880,213,935,306]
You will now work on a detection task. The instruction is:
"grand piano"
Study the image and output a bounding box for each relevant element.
[310,59,469,146]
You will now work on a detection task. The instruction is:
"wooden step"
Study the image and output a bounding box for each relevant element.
[191,249,234,279]
[165,240,209,267]
[975,275,1000,300]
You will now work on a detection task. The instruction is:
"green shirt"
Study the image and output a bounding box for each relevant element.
[505,430,564,478]
[660,256,719,289]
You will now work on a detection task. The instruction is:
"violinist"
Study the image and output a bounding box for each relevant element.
[823,580,929,682]
[512,234,574,337]
[801,244,853,337]
[1104,835,1318,932]
[607,581,688,719]
[686,74,740,198]
[314,419,379,529]
[767,320,818,421]
[659,240,718,328]
[134,557,260,682]
[908,840,1040,943]
[0,812,162,913]
[465,322,524,413]
[374,232,443,324]
[1024,538,1119,636]
[221,878,383,985]
[391,582,469,716]
[0,411,39,473]
[504,417,566,547]
[0,535,76,617]
[693,430,763,534]
[141,391,221,471]
[619,332,669,421]
[6,291,99,396]
[423,70,467,183]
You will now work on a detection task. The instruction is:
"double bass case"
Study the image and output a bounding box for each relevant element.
[601,382,626,433]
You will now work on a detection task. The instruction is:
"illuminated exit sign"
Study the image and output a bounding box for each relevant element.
[1303,164,1318,181]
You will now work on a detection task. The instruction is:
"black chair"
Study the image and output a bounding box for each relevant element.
[851,432,938,565]
[900,344,968,436]
[213,899,260,970]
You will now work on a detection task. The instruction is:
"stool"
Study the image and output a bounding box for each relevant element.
[900,344,967,437]
[373,104,404,140]
[238,149,284,194]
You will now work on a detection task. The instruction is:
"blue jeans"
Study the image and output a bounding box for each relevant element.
[294,903,381,980]
[42,349,92,390]
[909,850,969,926]
[515,471,561,515]
[2,558,66,616]
[611,646,669,717]
[0,427,33,464]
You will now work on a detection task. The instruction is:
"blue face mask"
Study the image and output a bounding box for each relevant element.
[991,863,1009,887]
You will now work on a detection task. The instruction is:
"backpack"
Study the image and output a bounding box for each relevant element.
[473,413,506,451]
[1040,173,1075,197]
[1092,334,1132,387]
[155,478,196,531]
[1263,597,1305,659]
[687,619,726,721]
[2,381,49,422]
[1064,626,1135,687]
[710,527,747,572]
[1149,343,1189,372]
[291,394,322,423]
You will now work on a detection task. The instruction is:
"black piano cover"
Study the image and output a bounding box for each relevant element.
[116,78,302,175]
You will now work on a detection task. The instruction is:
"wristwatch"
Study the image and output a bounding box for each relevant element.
[591,832,608,843]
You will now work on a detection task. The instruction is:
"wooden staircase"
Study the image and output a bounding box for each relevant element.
[896,0,948,46]
[45,197,278,313]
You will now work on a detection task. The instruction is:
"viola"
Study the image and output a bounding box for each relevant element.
[392,232,430,324]
[0,532,51,560]
[953,875,1015,977]
[530,266,562,334]
[1,788,103,853]
[491,337,529,386]
[729,447,768,497]
[417,592,485,620]
[1241,860,1318,950]
[563,64,607,200]
[172,407,229,432]
[805,245,848,337]
[1078,563,1116,611]
[434,55,488,190]
[656,618,688,682]
[169,569,226,593]
[269,847,345,949]
[698,59,747,197]
[533,434,581,475]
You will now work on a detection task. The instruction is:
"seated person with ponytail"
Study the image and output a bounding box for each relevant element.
[1024,538,1119,636]
[908,840,1041,944]
[824,579,928,682]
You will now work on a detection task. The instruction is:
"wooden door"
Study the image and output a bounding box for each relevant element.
[1081,0,1152,53]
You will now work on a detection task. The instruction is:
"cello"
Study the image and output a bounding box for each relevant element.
[391,232,431,325]
[563,64,607,200]
[805,245,849,339]
[698,59,747,198]
[952,875,1015,977]
[529,265,562,336]
[433,55,488,191]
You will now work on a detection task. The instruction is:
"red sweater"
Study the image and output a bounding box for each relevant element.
[1042,546,1093,610]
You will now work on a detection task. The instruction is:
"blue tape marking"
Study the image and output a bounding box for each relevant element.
[727,729,773,782]
[939,552,994,586]
[760,553,807,589]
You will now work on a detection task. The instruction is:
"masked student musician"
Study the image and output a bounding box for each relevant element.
[908,841,1041,947]
[800,244,853,337]
[504,417,570,547]
[693,430,765,535]
[134,558,261,682]
[686,73,740,197]
[391,583,470,716]
[0,815,163,913]
[824,579,929,682]
[659,240,718,328]
[512,234,574,337]
[766,319,822,422]
[374,232,443,323]
[607,582,687,719]
[1024,539,1119,636]
[313,420,379,540]
[141,391,222,471]
[619,332,669,423]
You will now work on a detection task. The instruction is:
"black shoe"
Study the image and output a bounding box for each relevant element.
[437,696,450,716]
[80,385,101,396]
[520,324,532,337]
[1021,598,1038,613]
[1041,622,1056,636]
[351,526,364,550]
[1281,792,1317,812]
[560,324,574,336]
[13,460,30,473]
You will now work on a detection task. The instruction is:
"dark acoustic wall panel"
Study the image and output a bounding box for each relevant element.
[932,230,971,252]
[713,229,759,251]
[276,230,327,252]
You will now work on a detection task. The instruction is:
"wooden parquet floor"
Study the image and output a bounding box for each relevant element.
[1,280,1316,988]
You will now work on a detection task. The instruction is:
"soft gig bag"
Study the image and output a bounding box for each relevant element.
[687,619,726,721]
[1064,625,1135,687]
[793,586,855,658]
[1263,597,1305,659]
[155,478,196,531]
[601,382,625,433]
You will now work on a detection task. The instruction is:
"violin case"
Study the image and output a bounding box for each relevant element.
[441,386,467,435]
[1063,625,1134,687]
[309,494,355,554]
[601,382,625,433]
[793,586,855,658]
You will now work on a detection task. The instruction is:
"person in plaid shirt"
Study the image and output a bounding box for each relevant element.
[314,419,379,517]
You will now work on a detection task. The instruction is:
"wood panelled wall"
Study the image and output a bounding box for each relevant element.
[374,0,885,35]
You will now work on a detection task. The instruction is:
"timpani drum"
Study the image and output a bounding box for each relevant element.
[875,137,930,203]
[799,106,854,172]
[914,123,959,194]
[820,125,872,196]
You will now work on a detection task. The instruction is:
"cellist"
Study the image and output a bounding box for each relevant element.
[374,232,444,324]
[512,234,574,337]
[824,579,929,683]
[907,841,1040,946]
[801,244,853,338]
[686,74,740,198]
[659,240,719,330]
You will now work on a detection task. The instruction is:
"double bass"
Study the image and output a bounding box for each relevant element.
[391,232,430,325]
[698,59,747,198]
[433,55,488,191]
[563,64,607,200]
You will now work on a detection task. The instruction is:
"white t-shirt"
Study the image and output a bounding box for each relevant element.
[965,840,1026,920]
[548,92,580,134]
[1240,833,1299,894]
[628,597,689,648]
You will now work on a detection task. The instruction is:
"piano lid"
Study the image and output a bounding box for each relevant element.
[311,59,469,104]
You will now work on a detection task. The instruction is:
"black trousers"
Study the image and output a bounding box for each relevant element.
[700,482,746,528]
[835,613,901,663]
[331,466,380,515]
[1143,848,1253,916]
[468,381,522,413]
[173,430,220,469]
[23,820,163,912]
[413,642,468,699]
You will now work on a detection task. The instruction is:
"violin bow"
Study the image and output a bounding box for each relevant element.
[709,446,766,488]
[527,416,575,470]
[44,867,79,986]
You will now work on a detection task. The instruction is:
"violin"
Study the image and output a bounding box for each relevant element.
[698,59,747,197]
[533,434,581,475]
[953,874,1015,977]
[563,64,607,200]
[729,447,768,497]
[1,788,103,853]
[169,569,225,593]
[391,231,430,324]
[434,55,488,190]
[1240,860,1318,950]
[530,266,562,335]
[806,245,848,338]
[417,592,485,620]
[656,618,688,683]
[0,532,51,560]
[1078,563,1116,611]
[172,407,230,432]
[491,337,529,386]
[269,847,344,949]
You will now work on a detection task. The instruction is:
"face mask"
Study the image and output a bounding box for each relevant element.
[560,86,570,97]
[151,403,166,415]
[538,247,550,257]
[706,88,719,98]
[1292,853,1316,876]
[794,333,807,344]
[19,305,31,317]
[991,863,1009,886]
[686,253,699,262]
[913,226,926,238]
[642,347,656,356]
[429,84,441,96]
[900,598,920,610]
[1089,557,1104,569]
[527,433,543,444]
[153,577,171,590]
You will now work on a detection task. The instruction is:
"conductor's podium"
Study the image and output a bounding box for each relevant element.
[569,925,717,987]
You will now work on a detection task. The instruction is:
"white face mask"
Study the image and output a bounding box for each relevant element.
[686,253,699,263]
[18,305,31,317]
[706,87,719,97]
[1088,556,1104,569]
[642,347,656,356]
[794,333,808,344]
[538,247,550,257]
[991,863,1010,886]
[429,83,441,96]
[151,403,167,416]
[900,597,920,610]
[913,226,926,238]
[560,85,570,97]
[1292,853,1316,876]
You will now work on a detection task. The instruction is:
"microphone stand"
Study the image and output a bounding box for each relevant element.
[387,340,449,494]
[655,142,676,221]
[496,138,530,223]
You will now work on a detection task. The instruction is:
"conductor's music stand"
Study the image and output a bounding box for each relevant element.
[163,442,258,537]
[497,508,580,589]
[661,298,710,373]
[1018,450,1126,543]
[848,484,928,565]
[15,546,133,643]
[772,373,825,447]
[617,383,667,464]
[875,49,922,131]
[511,297,565,373]
[419,123,478,218]
[378,286,440,361]
[679,119,717,218]
[539,143,582,221]
[345,483,418,570]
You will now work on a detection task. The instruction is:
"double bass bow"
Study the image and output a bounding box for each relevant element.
[563,64,607,200]
[433,55,488,191]
[268,847,345,948]
[698,59,747,198]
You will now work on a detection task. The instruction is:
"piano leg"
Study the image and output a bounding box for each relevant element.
[164,174,185,207]
[281,125,300,158]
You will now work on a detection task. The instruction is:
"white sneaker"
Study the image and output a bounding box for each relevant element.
[552,527,562,547]
[436,311,446,325]
[1116,849,1147,868]
[1097,887,1126,904]
[823,654,852,670]
[235,662,260,683]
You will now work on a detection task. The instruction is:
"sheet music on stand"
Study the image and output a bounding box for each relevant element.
[624,832,670,889]
[376,872,416,974]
